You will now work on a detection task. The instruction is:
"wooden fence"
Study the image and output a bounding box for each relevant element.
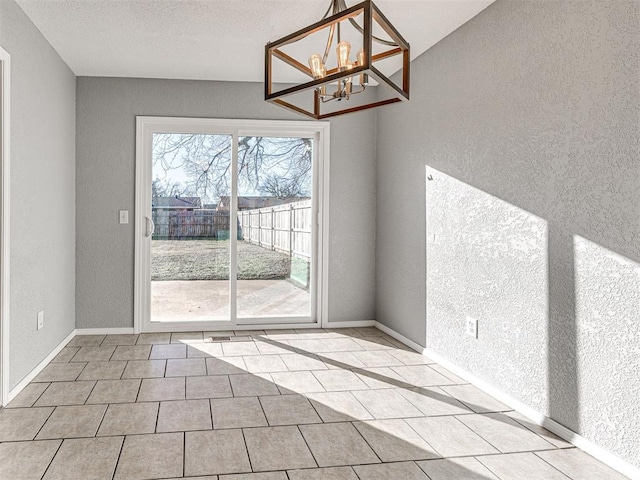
[152,200,313,257]
[152,200,312,287]
[238,199,313,261]
[152,209,230,239]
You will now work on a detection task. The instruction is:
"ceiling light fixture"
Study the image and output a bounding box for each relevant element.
[265,0,410,119]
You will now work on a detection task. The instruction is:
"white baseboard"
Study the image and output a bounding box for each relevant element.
[75,327,135,335]
[374,322,425,352]
[426,348,640,480]
[6,328,76,405]
[135,323,370,334]
[374,322,640,480]
[324,320,376,328]
[235,323,319,330]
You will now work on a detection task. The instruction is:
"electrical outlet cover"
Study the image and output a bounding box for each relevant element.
[465,316,477,338]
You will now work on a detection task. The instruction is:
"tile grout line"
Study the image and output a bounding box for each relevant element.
[402,417,441,459]
[454,415,504,455]
[31,405,58,442]
[506,413,574,450]
[352,464,364,480]
[119,360,127,381]
[81,380,100,406]
[228,373,236,397]
[106,343,116,361]
[110,435,126,480]
[302,390,326,424]
[29,382,52,408]
[73,363,87,382]
[92,403,110,438]
[66,347,80,363]
[456,411,558,451]
[532,450,578,479]
[347,390,377,420]
[400,417,446,460]
[133,375,143,402]
[470,455,505,480]
[153,398,161,434]
[347,420,384,465]
[37,436,65,480]
[208,396,215,430]
[256,395,272,427]
[295,424,320,469]
[1,431,188,443]
[182,431,186,478]
[240,427,255,473]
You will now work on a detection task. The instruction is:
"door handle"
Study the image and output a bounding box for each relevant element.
[145,216,155,237]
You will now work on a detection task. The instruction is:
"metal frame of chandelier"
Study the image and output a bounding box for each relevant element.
[265,0,410,119]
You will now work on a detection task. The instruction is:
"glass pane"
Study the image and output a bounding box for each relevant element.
[236,136,313,318]
[150,133,232,322]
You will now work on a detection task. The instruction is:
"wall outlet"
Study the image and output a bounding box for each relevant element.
[37,310,44,330]
[465,316,478,339]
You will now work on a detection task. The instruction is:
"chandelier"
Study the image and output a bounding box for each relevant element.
[265,0,410,119]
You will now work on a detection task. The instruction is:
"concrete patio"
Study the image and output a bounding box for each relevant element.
[151,280,310,322]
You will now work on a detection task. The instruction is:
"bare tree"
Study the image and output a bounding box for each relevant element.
[152,133,312,202]
[153,133,232,203]
[152,177,188,198]
[258,173,307,197]
[240,136,312,198]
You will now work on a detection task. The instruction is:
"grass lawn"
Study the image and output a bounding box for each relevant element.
[151,240,291,281]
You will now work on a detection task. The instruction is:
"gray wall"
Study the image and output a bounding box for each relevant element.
[75,77,376,329]
[0,0,76,389]
[376,0,639,469]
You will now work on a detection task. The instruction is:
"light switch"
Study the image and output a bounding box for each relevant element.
[119,210,129,224]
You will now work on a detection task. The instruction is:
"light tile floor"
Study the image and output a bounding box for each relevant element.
[0,327,629,480]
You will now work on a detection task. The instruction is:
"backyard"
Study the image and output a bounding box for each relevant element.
[151,239,291,281]
[151,239,310,320]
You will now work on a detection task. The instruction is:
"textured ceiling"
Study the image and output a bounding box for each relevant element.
[16,0,494,82]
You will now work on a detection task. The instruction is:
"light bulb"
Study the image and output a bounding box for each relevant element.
[336,41,351,70]
[357,48,365,66]
[308,54,325,79]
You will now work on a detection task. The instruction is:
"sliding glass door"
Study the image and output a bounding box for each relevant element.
[236,136,313,321]
[150,132,232,323]
[135,118,328,332]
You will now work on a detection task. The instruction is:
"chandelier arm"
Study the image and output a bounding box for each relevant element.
[319,84,365,103]
[347,17,397,46]
[322,24,336,64]
[320,0,342,64]
[336,0,397,47]
[321,0,334,19]
[320,0,397,68]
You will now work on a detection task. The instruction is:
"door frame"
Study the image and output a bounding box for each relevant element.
[134,116,330,333]
[0,46,11,405]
